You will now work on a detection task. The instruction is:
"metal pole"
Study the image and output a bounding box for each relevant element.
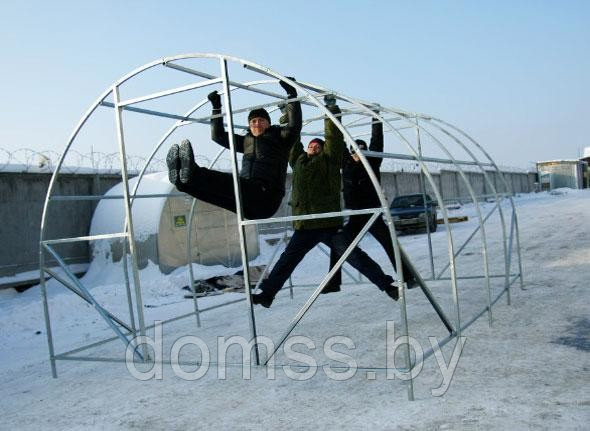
[186,198,201,327]
[39,248,57,377]
[219,58,260,365]
[436,200,501,279]
[409,119,493,327]
[121,237,137,334]
[317,97,418,401]
[432,118,525,293]
[423,119,512,315]
[184,145,227,328]
[265,212,381,364]
[399,247,454,333]
[43,244,142,360]
[317,243,361,282]
[415,116,435,279]
[113,85,149,361]
[38,85,114,378]
[43,267,133,332]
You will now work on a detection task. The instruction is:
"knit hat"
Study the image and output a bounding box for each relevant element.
[309,138,325,147]
[351,139,367,153]
[248,108,271,124]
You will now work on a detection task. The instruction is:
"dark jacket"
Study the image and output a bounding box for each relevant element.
[210,100,302,197]
[289,105,344,230]
[342,116,383,209]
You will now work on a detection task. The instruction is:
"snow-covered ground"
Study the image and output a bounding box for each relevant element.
[1,189,589,430]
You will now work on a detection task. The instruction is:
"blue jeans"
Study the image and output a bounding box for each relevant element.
[259,227,393,297]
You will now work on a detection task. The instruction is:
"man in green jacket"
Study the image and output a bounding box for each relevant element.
[252,97,398,308]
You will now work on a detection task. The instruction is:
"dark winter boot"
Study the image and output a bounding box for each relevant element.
[381,276,399,301]
[179,139,197,184]
[166,144,180,185]
[383,283,399,301]
[251,291,275,308]
[321,282,341,294]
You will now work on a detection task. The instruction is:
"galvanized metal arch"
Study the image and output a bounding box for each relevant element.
[416,118,513,302]
[427,117,525,291]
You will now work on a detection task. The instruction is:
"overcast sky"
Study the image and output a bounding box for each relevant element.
[1,0,588,170]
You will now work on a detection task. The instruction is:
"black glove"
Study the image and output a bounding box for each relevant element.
[324,94,337,107]
[207,91,221,109]
[279,76,297,98]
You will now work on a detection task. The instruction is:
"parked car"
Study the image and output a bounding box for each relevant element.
[390,193,438,232]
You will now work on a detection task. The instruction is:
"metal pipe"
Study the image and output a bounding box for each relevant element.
[43,244,142,360]
[316,243,360,282]
[50,193,187,201]
[100,101,212,124]
[121,238,137,334]
[408,119,493,328]
[38,247,57,377]
[42,232,128,245]
[430,119,525,294]
[113,85,149,361]
[38,84,116,379]
[185,198,202,328]
[362,149,495,167]
[265,212,380,365]
[415,117,435,279]
[43,268,133,332]
[399,248,454,334]
[118,78,222,107]
[432,274,519,281]
[436,201,501,279]
[239,207,384,227]
[421,119,512,320]
[219,58,260,365]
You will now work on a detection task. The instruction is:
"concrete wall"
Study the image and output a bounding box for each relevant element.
[0,171,121,278]
[1,168,535,279]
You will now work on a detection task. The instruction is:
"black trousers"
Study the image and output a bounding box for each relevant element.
[331,214,416,285]
[259,227,393,297]
[175,166,283,220]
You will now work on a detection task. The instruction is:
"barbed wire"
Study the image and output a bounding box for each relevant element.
[0,147,223,175]
[0,147,531,175]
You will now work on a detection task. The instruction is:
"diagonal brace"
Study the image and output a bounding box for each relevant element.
[42,244,143,360]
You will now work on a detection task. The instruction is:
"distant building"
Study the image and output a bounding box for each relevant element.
[581,147,590,188]
[536,159,587,190]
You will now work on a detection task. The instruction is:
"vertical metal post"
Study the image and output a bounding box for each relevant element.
[184,146,228,328]
[113,85,149,361]
[224,210,232,267]
[506,210,517,305]
[219,58,260,365]
[122,238,137,333]
[39,247,57,377]
[186,198,202,327]
[415,117,435,279]
[512,209,525,291]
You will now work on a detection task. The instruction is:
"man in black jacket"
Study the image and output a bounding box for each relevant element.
[166,80,302,220]
[334,109,417,290]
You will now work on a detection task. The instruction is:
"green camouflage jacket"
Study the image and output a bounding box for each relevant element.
[289,105,344,230]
